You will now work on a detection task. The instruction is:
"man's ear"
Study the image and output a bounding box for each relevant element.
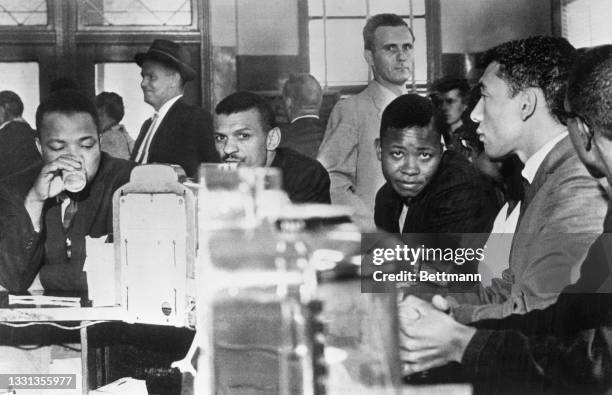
[375,138,382,161]
[284,97,292,113]
[519,89,537,121]
[35,137,42,155]
[574,117,593,151]
[266,127,281,151]
[364,49,375,69]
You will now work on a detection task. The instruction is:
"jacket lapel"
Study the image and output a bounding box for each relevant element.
[130,118,152,161]
[524,136,572,208]
[145,99,182,158]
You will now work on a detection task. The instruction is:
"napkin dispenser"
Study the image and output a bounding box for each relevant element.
[112,164,196,327]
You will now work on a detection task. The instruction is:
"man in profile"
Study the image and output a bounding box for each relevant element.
[0,89,135,293]
[132,39,218,177]
[214,91,330,204]
[399,44,612,395]
[280,73,325,159]
[317,13,414,229]
[448,36,607,322]
[0,90,40,179]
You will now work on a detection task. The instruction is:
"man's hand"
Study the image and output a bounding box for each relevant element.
[24,155,83,230]
[399,295,476,374]
[29,155,83,202]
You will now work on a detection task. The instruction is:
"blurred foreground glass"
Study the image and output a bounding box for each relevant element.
[194,163,315,394]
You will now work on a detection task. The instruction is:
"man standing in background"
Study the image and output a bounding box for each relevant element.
[317,13,413,229]
[0,90,40,179]
[280,73,325,159]
[132,39,219,178]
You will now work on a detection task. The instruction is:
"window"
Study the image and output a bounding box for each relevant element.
[0,62,40,126]
[0,0,46,26]
[307,0,428,88]
[95,63,152,140]
[79,0,195,29]
[561,0,612,48]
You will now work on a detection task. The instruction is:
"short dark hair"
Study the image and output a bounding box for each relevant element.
[363,13,412,51]
[482,36,576,120]
[95,92,125,123]
[36,89,99,135]
[380,94,438,140]
[431,76,470,98]
[0,90,24,118]
[282,73,322,110]
[215,91,276,132]
[567,45,612,137]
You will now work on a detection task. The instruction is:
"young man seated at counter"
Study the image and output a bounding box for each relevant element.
[0,89,136,294]
[374,93,499,234]
[214,91,331,204]
[399,44,612,394]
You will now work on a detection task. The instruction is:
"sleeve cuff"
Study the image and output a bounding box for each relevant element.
[452,303,476,324]
[461,329,495,376]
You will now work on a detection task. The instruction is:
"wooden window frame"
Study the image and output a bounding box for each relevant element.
[297,0,441,94]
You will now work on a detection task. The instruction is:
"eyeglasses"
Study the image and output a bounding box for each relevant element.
[557,109,594,151]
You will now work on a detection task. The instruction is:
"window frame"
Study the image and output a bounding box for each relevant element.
[298,0,440,94]
[75,0,199,32]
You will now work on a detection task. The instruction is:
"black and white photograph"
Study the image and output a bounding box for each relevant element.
[0,0,610,394]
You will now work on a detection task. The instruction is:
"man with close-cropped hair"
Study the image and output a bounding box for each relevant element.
[317,13,414,230]
[399,43,612,395]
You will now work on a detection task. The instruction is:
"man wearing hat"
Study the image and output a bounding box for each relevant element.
[132,39,219,177]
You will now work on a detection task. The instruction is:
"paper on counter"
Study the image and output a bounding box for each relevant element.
[90,377,148,394]
[84,236,115,307]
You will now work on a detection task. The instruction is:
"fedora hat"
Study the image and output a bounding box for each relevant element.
[135,39,197,81]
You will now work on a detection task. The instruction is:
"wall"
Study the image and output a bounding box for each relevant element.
[209,0,300,106]
[440,0,552,53]
[209,0,554,102]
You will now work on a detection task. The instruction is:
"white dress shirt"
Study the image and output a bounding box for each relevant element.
[134,94,183,164]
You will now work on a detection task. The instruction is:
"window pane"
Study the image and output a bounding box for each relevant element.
[370,0,425,16]
[0,63,39,126]
[0,0,46,26]
[325,19,369,86]
[308,0,323,17]
[563,0,612,48]
[325,0,366,17]
[309,20,327,85]
[409,18,427,84]
[95,63,152,140]
[80,0,191,26]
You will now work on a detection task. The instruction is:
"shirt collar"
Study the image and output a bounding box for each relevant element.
[156,94,182,121]
[291,115,319,123]
[522,131,568,183]
[371,80,408,110]
[0,117,26,130]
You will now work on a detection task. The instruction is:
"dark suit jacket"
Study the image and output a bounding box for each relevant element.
[271,147,330,204]
[0,120,41,180]
[131,98,219,178]
[374,150,499,234]
[279,117,325,160]
[0,153,135,293]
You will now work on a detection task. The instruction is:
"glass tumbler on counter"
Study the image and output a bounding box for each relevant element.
[194,164,317,395]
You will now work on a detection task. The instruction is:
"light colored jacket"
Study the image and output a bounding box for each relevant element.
[317,80,399,230]
[452,136,608,322]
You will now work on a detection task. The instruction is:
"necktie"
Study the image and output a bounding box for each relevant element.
[62,196,78,259]
[516,176,531,224]
[134,113,159,164]
[62,197,78,231]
